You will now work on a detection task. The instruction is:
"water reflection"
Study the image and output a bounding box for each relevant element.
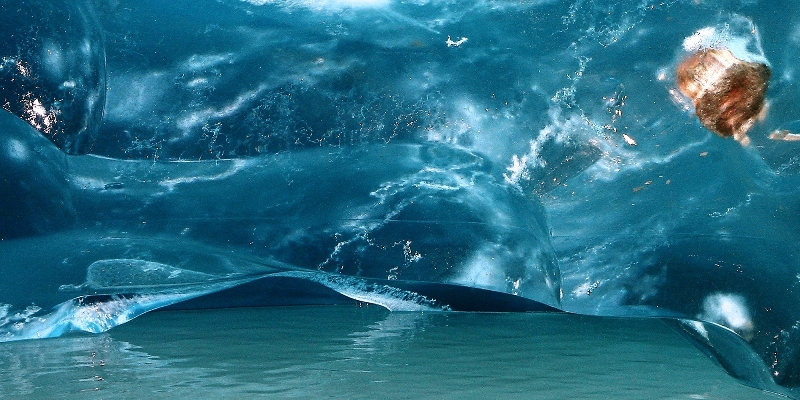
[348,311,433,355]
[0,334,169,397]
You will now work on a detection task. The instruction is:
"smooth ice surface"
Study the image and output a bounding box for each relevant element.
[2,0,800,397]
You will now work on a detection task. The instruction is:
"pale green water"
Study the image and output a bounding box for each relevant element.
[0,306,782,399]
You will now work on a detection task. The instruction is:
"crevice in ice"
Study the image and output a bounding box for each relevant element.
[275,271,450,311]
[0,258,277,342]
[0,292,232,342]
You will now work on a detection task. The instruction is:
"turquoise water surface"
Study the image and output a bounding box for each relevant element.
[0,305,781,399]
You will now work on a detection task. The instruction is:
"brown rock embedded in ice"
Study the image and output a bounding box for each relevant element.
[676,48,770,145]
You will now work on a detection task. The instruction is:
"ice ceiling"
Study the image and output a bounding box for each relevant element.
[1,0,800,396]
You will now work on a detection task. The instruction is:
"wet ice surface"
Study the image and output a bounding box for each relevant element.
[2,0,800,396]
[0,306,783,399]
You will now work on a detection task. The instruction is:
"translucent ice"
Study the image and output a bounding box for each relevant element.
[0,0,106,154]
